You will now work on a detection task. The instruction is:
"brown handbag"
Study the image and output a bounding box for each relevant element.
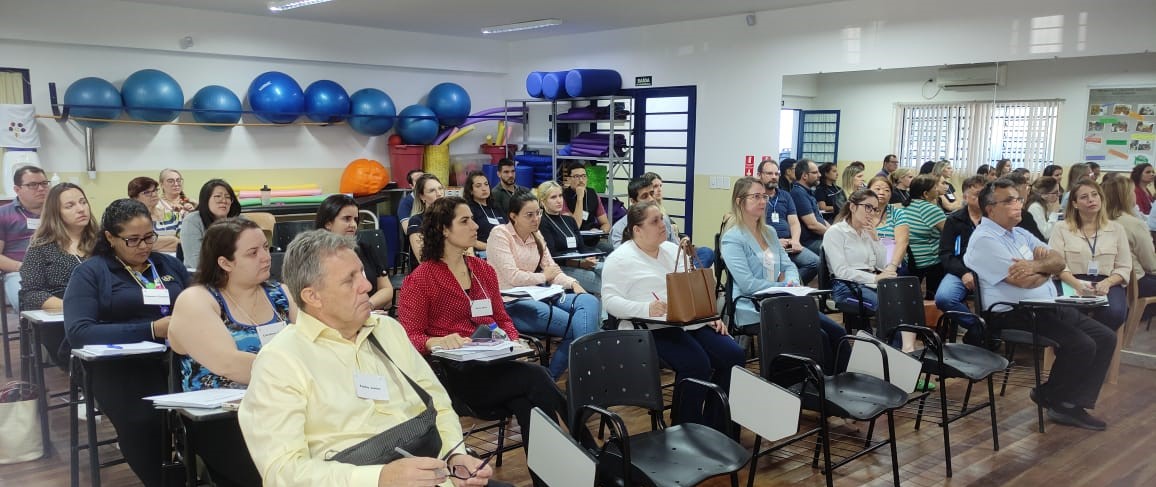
[665,242,718,323]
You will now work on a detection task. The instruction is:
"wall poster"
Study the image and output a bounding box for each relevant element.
[1084,87,1156,172]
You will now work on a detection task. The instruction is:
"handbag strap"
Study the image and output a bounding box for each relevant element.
[672,239,703,271]
[366,333,434,408]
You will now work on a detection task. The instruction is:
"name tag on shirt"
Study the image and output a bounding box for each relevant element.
[1087,260,1100,276]
[581,210,590,221]
[354,372,390,401]
[25,218,40,230]
[470,299,493,318]
[486,217,500,225]
[142,288,170,306]
[565,236,578,249]
[770,213,780,224]
[256,321,287,346]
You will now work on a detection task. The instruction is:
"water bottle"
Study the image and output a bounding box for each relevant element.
[260,184,272,206]
[50,173,61,187]
[489,323,508,341]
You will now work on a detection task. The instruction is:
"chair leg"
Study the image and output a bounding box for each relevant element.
[864,419,876,448]
[988,376,1000,451]
[495,418,507,467]
[999,343,1016,397]
[746,436,762,487]
[730,471,739,487]
[1032,344,1046,434]
[939,378,953,477]
[961,381,974,411]
[886,411,900,487]
[820,416,834,487]
[914,390,928,431]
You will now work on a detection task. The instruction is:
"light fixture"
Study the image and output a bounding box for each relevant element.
[267,0,334,12]
[481,19,562,35]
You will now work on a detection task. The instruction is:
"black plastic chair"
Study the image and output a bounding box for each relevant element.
[971,273,1057,433]
[269,252,285,283]
[757,296,906,487]
[567,330,749,487]
[817,247,874,330]
[875,276,1009,477]
[426,358,519,466]
[271,220,313,252]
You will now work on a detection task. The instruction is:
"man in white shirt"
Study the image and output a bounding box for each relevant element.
[965,179,1114,431]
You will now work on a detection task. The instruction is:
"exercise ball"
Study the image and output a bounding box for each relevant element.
[347,88,396,136]
[304,80,350,123]
[190,85,242,131]
[247,71,304,124]
[396,104,439,145]
[121,69,184,122]
[63,77,122,128]
[427,82,471,126]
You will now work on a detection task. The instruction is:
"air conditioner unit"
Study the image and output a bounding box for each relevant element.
[936,64,1007,89]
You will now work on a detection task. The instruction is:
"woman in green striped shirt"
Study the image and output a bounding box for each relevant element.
[900,175,947,299]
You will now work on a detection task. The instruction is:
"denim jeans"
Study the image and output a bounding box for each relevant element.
[832,280,877,312]
[506,293,601,378]
[652,326,745,432]
[934,273,980,333]
[789,247,820,285]
[3,272,20,314]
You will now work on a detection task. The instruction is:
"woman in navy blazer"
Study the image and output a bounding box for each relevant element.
[720,177,847,373]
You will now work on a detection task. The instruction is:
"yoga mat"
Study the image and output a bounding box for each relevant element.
[237,189,322,199]
[238,195,331,207]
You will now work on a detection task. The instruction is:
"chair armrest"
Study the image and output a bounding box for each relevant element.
[571,404,632,484]
[837,334,893,382]
[833,278,871,315]
[671,378,734,436]
[892,324,941,359]
[936,310,986,344]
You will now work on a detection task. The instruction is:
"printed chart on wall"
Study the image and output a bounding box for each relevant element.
[1084,87,1156,171]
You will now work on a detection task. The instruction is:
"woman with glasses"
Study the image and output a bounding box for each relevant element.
[1050,179,1131,331]
[464,171,504,256]
[900,175,948,300]
[168,218,294,487]
[720,177,847,372]
[63,198,191,487]
[1026,176,1063,238]
[157,168,197,232]
[127,176,180,253]
[487,192,601,379]
[314,194,394,311]
[406,173,446,262]
[398,196,566,446]
[181,179,241,268]
[866,176,910,275]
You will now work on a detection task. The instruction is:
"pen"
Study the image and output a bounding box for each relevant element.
[652,292,661,301]
[105,344,123,349]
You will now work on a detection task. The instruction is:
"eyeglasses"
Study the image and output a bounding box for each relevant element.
[163,178,183,185]
[117,233,159,247]
[211,194,234,202]
[571,174,588,179]
[20,181,50,190]
[854,203,881,214]
[742,193,770,201]
[987,196,1025,206]
[140,189,158,197]
[520,210,543,219]
[450,454,494,480]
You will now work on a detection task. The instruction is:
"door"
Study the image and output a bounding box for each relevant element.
[631,86,698,236]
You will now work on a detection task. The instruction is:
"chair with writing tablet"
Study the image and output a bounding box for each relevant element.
[527,407,597,487]
[730,366,802,487]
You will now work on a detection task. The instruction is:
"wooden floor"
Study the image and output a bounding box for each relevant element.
[3,311,1156,487]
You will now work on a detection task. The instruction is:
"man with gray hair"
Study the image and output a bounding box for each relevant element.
[239,230,501,486]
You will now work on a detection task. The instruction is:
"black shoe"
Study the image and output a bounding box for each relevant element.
[1047,405,1107,431]
[1029,387,1051,409]
[962,331,984,347]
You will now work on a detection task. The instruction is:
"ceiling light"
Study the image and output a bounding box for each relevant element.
[267,0,334,12]
[482,19,562,35]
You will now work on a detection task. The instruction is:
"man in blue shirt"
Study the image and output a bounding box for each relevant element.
[758,160,817,283]
[965,178,1114,431]
[789,159,829,256]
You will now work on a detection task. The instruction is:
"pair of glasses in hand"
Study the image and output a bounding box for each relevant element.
[395,424,494,480]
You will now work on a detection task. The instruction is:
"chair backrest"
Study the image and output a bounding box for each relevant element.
[527,407,598,487]
[567,330,664,424]
[874,276,925,341]
[714,233,737,325]
[245,211,277,233]
[272,220,314,252]
[269,252,286,282]
[758,296,827,384]
[729,366,801,443]
[816,246,833,290]
[357,228,391,269]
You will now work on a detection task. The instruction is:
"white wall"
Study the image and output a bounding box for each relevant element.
[807,53,1156,166]
[0,0,511,176]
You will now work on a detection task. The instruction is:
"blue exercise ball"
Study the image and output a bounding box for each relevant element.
[63,77,122,128]
[190,85,242,131]
[121,69,184,122]
[396,104,439,145]
[347,88,396,136]
[427,82,471,126]
[247,71,304,124]
[304,80,350,123]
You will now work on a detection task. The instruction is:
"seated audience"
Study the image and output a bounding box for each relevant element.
[1007,172,1046,241]
[815,162,845,214]
[1102,176,1156,302]
[877,154,898,178]
[1,166,48,312]
[398,197,567,442]
[465,171,505,255]
[492,158,530,216]
[602,200,744,429]
[966,178,1114,431]
[1061,163,1092,210]
[63,198,191,486]
[779,158,797,191]
[976,164,995,183]
[536,181,602,293]
[867,176,910,274]
[127,176,180,252]
[1131,163,1155,215]
[643,172,715,268]
[169,218,294,487]
[932,161,962,212]
[610,178,674,247]
[889,167,914,206]
[935,176,988,345]
[1050,179,1131,331]
[901,174,948,299]
[720,177,847,372]
[157,168,197,234]
[758,159,819,283]
[487,192,601,379]
[406,173,446,262]
[315,194,394,310]
[181,178,241,268]
[562,162,611,236]
[1043,164,1065,194]
[790,159,830,256]
[239,229,505,486]
[1026,176,1062,239]
[397,169,425,229]
[994,158,1013,178]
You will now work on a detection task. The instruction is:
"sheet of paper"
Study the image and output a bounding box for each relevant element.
[753,286,820,297]
[79,341,167,357]
[145,388,246,409]
[501,284,564,301]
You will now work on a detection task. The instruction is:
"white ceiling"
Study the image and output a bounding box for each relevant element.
[123,0,845,40]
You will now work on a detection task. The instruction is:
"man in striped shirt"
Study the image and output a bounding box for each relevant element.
[0,166,48,311]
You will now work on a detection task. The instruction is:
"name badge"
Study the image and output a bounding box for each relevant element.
[770,213,780,224]
[486,217,500,225]
[565,236,578,249]
[354,372,390,401]
[581,210,589,221]
[470,298,493,318]
[1017,245,1031,259]
[142,287,170,306]
[25,218,40,230]
[256,321,287,346]
[1087,260,1100,276]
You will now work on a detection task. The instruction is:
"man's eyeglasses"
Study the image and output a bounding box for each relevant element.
[140,189,158,197]
[117,233,159,247]
[436,424,494,480]
[988,196,1024,206]
[20,181,50,190]
[854,203,881,214]
[571,174,588,179]
[742,193,770,201]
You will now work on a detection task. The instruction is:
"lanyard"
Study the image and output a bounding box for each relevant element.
[120,258,165,290]
[477,204,499,221]
[544,213,575,239]
[1080,227,1099,255]
[768,191,780,215]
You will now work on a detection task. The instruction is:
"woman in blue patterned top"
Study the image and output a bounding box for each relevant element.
[168,217,295,487]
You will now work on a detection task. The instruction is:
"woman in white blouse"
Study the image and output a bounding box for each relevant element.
[1026,176,1062,238]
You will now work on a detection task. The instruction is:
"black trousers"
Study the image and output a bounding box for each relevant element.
[1000,306,1116,409]
[185,417,262,487]
[88,357,174,487]
[442,361,566,447]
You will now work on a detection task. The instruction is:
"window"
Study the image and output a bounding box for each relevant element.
[895,100,1060,173]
